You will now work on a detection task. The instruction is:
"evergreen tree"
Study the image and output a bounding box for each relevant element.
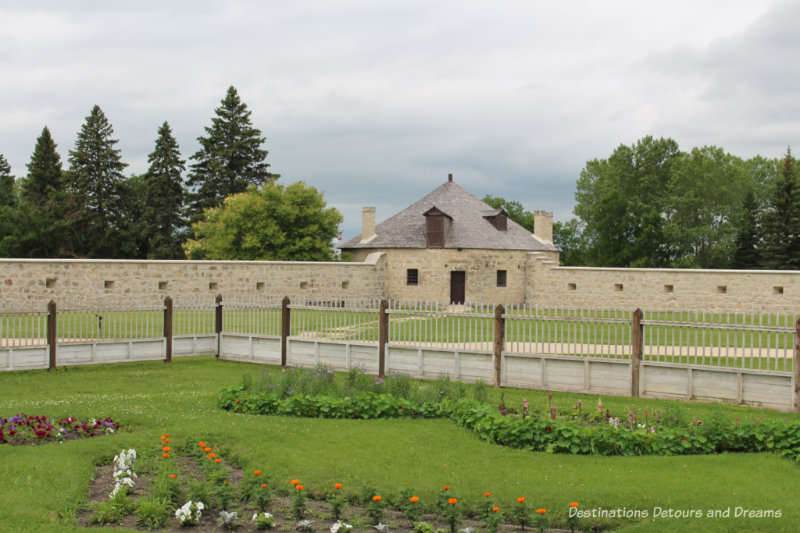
[0,154,16,208]
[143,121,187,259]
[22,126,63,204]
[6,127,75,258]
[187,86,278,222]
[732,188,761,269]
[761,148,800,269]
[66,105,128,257]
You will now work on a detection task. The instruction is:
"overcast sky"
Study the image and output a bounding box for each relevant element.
[2,1,799,239]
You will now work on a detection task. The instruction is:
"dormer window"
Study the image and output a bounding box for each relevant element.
[483,209,508,231]
[423,207,452,248]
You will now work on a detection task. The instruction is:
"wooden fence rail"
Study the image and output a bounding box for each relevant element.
[2,296,799,411]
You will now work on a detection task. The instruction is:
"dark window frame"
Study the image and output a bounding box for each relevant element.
[496,270,507,287]
[407,268,419,286]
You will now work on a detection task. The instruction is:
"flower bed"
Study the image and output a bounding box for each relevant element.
[0,414,119,444]
[80,433,584,532]
[219,370,800,461]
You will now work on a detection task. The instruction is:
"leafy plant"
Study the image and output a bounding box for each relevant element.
[135,496,171,530]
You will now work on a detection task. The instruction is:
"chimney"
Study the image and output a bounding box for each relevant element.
[533,210,553,243]
[360,207,376,243]
[448,173,453,182]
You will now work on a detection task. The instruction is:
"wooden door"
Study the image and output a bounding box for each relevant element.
[450,271,466,304]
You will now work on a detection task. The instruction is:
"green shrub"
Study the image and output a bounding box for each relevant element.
[135,496,171,530]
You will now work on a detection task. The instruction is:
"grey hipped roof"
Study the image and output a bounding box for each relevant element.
[341,180,558,251]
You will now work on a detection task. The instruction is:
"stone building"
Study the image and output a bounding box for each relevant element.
[340,175,558,304]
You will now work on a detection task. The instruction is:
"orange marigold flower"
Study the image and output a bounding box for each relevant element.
[163,447,171,452]
[261,484,268,489]
[164,433,169,437]
[443,485,450,490]
[448,498,458,505]
[296,485,304,491]
[204,447,211,453]
[291,479,300,485]
[254,470,262,476]
[517,497,525,503]
[169,474,177,479]
[410,496,419,503]
[536,509,546,515]
[484,492,492,497]
[164,439,170,443]
[162,453,169,458]
[570,502,579,508]
[208,452,216,458]
[334,483,343,489]
[373,495,382,502]
[199,441,206,447]
[492,506,500,512]
[215,458,222,463]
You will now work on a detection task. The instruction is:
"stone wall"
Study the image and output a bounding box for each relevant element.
[526,252,800,313]
[3,252,800,313]
[0,254,386,310]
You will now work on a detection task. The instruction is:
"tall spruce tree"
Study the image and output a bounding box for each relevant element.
[22,126,63,204]
[732,188,761,269]
[67,105,128,257]
[187,86,278,222]
[7,127,76,257]
[761,148,800,269]
[143,121,187,259]
[0,154,15,208]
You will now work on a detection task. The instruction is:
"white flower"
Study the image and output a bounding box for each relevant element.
[331,521,353,533]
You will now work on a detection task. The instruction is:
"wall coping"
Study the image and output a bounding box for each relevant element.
[0,258,376,267]
[536,263,800,276]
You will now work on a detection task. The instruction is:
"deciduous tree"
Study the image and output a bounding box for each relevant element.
[184,182,342,261]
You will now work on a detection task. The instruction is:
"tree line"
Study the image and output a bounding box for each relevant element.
[0,86,341,261]
[486,136,799,270]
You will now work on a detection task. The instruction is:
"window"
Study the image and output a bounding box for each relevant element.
[664,284,674,293]
[614,283,623,292]
[256,282,265,291]
[158,281,168,290]
[45,278,56,288]
[496,270,507,287]
[717,286,727,294]
[568,283,577,291]
[209,282,218,291]
[407,269,419,285]
[104,280,115,289]
[774,286,784,295]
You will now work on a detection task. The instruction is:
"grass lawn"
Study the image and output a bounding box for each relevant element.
[1,356,799,532]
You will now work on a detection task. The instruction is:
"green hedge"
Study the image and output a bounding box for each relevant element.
[219,385,800,460]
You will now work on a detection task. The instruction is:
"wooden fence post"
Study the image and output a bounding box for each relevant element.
[47,300,57,371]
[794,318,800,412]
[215,294,223,359]
[281,296,290,367]
[493,304,505,388]
[378,299,388,377]
[163,296,173,363]
[631,308,644,397]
